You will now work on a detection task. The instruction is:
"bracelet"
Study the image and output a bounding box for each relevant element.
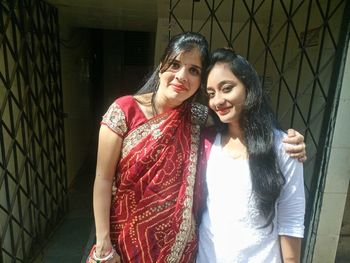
[90,245,116,263]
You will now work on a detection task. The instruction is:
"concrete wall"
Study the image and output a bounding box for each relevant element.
[336,184,350,262]
[313,40,350,263]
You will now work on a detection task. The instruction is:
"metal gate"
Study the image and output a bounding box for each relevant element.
[0,0,67,262]
[169,0,350,261]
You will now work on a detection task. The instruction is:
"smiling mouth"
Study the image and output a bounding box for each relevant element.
[171,84,187,92]
[216,108,230,115]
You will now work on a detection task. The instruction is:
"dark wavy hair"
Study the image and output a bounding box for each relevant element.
[206,48,285,228]
[136,32,209,105]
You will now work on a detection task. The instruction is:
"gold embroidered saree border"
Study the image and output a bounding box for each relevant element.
[121,114,168,158]
[166,122,201,263]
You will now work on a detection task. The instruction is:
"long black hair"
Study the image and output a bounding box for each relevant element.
[136,32,209,106]
[206,48,285,227]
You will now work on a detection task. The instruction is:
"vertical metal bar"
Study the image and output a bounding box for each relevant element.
[4,174,16,262]
[209,0,214,50]
[169,0,173,40]
[4,3,19,260]
[275,0,293,117]
[262,0,275,93]
[291,0,314,129]
[246,0,255,60]
[191,0,195,31]
[9,2,27,259]
[229,0,235,47]
[0,6,8,261]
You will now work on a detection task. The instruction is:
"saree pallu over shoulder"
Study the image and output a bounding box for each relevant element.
[110,102,205,263]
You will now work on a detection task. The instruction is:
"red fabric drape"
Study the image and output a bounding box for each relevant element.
[110,102,200,263]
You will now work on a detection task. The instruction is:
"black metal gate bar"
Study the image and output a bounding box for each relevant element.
[0,0,68,262]
[290,0,313,127]
[169,0,349,262]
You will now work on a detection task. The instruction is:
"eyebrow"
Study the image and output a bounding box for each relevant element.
[172,59,202,70]
[192,64,202,70]
[207,80,235,89]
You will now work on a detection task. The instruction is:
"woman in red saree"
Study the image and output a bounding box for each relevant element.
[87,32,306,263]
[89,32,210,263]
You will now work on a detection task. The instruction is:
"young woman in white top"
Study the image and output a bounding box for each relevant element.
[197,48,305,263]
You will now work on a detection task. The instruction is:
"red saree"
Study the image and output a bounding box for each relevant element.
[101,96,207,263]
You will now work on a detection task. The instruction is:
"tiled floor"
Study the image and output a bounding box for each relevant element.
[31,158,96,263]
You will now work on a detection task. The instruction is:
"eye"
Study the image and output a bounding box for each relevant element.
[206,90,215,98]
[170,61,181,70]
[222,85,233,93]
[189,67,201,76]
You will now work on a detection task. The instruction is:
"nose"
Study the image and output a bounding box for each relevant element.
[175,66,188,82]
[212,93,225,109]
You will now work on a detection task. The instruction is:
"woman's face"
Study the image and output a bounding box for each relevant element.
[158,49,202,106]
[206,63,246,125]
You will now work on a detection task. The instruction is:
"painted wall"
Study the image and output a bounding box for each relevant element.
[313,40,350,263]
[336,184,350,262]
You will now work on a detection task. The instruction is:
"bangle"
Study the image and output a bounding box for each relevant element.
[90,245,116,263]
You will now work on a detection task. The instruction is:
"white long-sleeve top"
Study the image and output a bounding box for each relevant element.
[197,131,305,263]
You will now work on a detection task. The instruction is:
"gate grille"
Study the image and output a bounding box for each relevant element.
[0,0,67,262]
[169,0,349,261]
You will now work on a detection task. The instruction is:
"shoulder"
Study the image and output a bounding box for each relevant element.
[191,102,209,126]
[101,96,133,137]
[114,95,137,109]
[273,129,303,181]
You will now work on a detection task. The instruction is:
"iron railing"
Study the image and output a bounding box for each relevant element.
[0,0,67,262]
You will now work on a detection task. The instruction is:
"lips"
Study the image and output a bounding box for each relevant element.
[216,107,231,115]
[171,83,187,93]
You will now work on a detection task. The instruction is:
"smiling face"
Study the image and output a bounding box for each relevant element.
[157,49,202,107]
[206,63,246,126]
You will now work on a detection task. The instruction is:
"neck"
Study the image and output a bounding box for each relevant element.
[221,124,247,159]
[152,92,182,114]
[226,122,244,140]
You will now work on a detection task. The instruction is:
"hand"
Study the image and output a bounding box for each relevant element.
[88,255,121,263]
[87,245,122,263]
[283,129,307,162]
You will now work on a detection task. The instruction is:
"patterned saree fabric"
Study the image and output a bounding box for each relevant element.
[101,96,206,263]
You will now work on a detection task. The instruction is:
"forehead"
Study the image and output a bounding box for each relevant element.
[170,49,202,67]
[208,63,239,82]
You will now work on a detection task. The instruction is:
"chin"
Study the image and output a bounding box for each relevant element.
[219,115,237,124]
[219,117,230,123]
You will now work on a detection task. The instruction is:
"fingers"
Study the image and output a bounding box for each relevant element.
[298,155,307,163]
[283,129,304,145]
[284,142,307,163]
[284,142,306,154]
[282,129,307,162]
